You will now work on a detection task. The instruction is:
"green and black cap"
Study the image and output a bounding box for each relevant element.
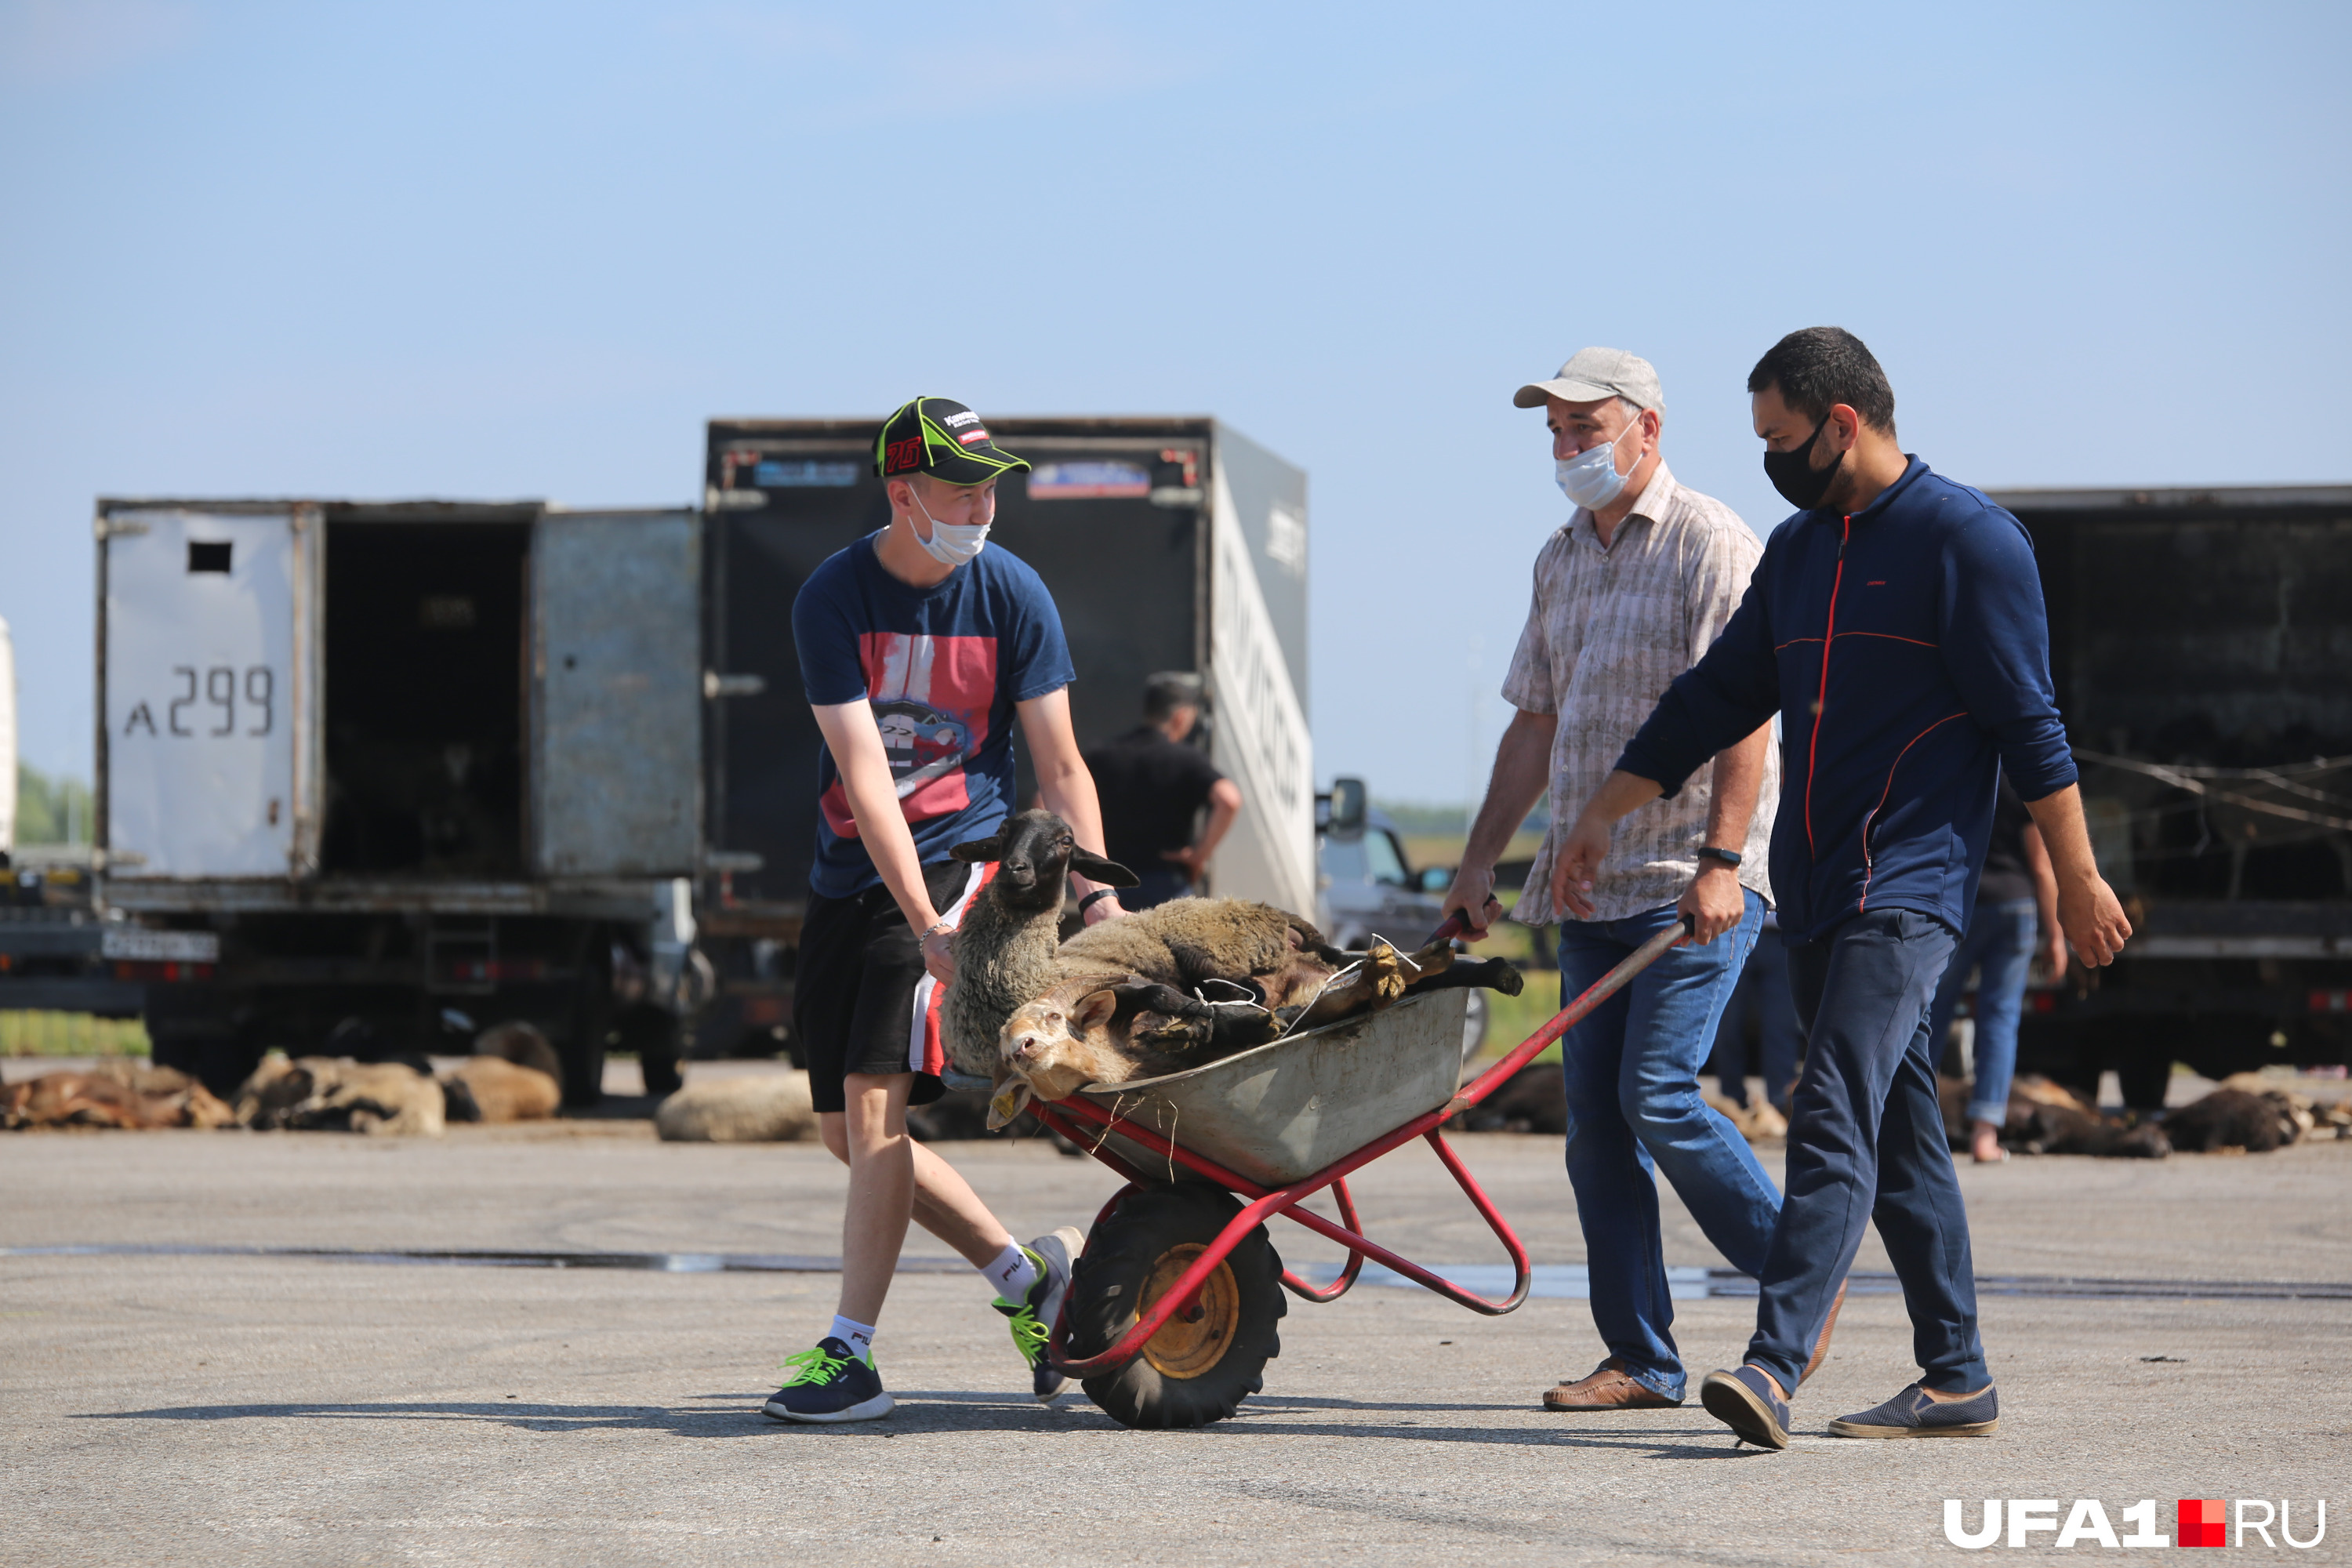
[873,396,1031,485]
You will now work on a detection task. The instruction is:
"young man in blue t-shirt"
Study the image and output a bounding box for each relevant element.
[764,396,1130,1424]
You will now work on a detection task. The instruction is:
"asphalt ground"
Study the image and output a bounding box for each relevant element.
[4,1085,2349,1566]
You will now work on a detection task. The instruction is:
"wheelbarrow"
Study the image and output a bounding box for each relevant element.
[1029,916,1690,1428]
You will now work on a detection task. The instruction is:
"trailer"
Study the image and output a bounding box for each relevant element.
[1991,483,2352,1103]
[693,416,1313,1059]
[93,499,706,1101]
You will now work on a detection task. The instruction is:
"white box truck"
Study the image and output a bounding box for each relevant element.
[96,499,705,1102]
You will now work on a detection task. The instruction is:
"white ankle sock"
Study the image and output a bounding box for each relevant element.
[981,1241,1039,1303]
[829,1315,876,1356]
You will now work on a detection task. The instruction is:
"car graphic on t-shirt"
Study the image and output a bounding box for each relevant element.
[818,631,996,837]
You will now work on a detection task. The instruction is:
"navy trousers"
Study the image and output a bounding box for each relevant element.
[1745,908,1990,1395]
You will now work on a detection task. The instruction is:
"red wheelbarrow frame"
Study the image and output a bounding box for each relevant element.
[1037,916,1689,1380]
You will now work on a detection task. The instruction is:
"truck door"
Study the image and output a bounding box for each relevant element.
[101,506,321,879]
[531,509,702,877]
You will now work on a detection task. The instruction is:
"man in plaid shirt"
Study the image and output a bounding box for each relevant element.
[1443,347,1837,1411]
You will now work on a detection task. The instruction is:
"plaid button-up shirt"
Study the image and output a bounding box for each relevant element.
[1503,462,1777,927]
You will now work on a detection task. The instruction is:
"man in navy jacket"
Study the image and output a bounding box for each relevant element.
[1551,328,2131,1448]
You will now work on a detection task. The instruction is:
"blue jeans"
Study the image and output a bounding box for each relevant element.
[1747,908,1988,1396]
[1558,890,1775,1400]
[1925,898,2038,1126]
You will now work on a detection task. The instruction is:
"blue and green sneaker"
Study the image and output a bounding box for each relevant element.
[994,1227,1083,1403]
[762,1337,892,1424]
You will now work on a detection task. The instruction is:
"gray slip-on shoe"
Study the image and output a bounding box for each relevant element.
[1826,1382,1998,1438]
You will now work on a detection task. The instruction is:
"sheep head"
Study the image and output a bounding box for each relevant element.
[989,985,1127,1127]
[950,809,1136,915]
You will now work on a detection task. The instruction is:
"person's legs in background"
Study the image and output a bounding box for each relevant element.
[1753,938,1804,1117]
[1962,898,2039,1155]
[1705,955,1760,1111]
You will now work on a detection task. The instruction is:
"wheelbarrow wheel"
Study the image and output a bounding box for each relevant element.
[1068,1183,1286,1429]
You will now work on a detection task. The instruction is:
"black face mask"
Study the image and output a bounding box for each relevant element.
[1762,418,1846,510]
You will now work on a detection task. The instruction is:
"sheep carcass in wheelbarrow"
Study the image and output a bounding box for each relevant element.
[1028,917,1686,1429]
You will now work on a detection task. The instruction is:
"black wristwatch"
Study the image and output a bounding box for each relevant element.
[1695,845,1743,869]
[1077,887,1120,914]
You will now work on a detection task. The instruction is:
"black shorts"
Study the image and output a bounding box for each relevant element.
[795,858,980,1115]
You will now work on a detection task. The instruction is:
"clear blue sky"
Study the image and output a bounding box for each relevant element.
[4,0,2346,803]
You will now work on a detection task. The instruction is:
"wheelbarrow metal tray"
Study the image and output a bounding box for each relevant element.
[1075,989,1468,1187]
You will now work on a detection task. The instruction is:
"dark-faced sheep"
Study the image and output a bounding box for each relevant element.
[938,809,1139,1079]
[2162,1087,2299,1153]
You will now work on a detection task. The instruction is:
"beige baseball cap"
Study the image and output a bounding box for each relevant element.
[1512,347,1665,412]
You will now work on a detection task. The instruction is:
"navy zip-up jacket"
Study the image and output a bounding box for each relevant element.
[1615,458,2075,944]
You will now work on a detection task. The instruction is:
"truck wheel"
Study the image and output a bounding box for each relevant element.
[1068,1184,1285,1429]
[616,1002,684,1097]
[558,949,612,1109]
[143,985,260,1100]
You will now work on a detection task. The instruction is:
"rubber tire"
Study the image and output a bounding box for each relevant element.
[1069,1183,1285,1429]
[616,1002,684,1097]
[143,984,260,1101]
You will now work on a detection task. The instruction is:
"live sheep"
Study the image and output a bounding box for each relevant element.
[938,809,1139,1080]
[943,811,1525,1125]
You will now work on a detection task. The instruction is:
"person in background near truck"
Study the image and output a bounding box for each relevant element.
[768,395,1127,1424]
[1924,775,2067,1163]
[1083,671,1243,911]
[1707,908,1805,1121]
[1439,347,1799,1414]
[1559,328,2131,1449]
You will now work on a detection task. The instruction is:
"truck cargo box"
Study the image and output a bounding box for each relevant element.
[93,498,705,1098]
[1989,483,2352,1096]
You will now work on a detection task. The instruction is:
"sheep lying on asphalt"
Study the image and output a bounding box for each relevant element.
[654,1071,817,1142]
[234,1055,447,1136]
[942,811,1526,1125]
[2,1062,234,1131]
[441,1055,561,1123]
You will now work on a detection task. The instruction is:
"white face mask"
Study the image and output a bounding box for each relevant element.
[1553,411,1648,510]
[906,481,990,566]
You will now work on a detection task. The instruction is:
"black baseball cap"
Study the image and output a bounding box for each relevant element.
[873,396,1031,485]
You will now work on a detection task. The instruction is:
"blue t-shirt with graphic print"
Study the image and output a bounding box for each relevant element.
[791,533,1075,900]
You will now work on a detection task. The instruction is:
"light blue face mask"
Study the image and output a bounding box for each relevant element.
[908,483,991,566]
[1553,411,1647,510]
